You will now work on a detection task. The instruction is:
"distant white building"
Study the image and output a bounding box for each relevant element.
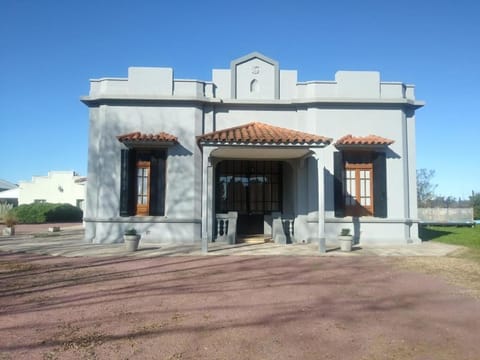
[18,171,86,211]
[0,188,19,206]
[0,179,17,192]
[82,52,423,248]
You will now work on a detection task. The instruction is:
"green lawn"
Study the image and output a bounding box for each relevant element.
[420,225,480,248]
[420,225,480,262]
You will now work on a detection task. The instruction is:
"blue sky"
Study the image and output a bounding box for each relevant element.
[1,0,479,199]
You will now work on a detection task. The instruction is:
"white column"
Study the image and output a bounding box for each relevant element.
[313,149,326,253]
[201,146,215,253]
[206,163,214,241]
[407,112,420,243]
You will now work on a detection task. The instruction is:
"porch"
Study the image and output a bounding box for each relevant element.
[197,122,333,253]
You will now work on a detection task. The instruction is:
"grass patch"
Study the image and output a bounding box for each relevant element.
[420,225,480,248]
[395,225,480,298]
[420,225,480,264]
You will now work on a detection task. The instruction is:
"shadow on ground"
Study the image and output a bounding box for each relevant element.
[0,252,479,359]
[419,225,452,241]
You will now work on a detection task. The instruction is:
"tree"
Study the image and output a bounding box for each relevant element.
[417,169,437,207]
[470,191,480,220]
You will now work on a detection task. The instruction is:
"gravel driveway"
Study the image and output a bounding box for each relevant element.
[1,252,479,360]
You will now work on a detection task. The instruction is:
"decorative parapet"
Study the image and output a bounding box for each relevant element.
[87,69,213,99]
[82,53,423,108]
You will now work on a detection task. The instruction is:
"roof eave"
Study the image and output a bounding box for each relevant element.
[121,140,177,148]
[334,143,391,150]
[198,141,331,148]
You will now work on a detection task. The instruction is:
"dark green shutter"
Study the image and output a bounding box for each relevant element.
[333,151,344,217]
[149,150,166,216]
[119,149,136,216]
[373,152,387,218]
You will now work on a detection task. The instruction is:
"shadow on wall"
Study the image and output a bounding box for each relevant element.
[308,156,319,214]
[87,112,197,243]
[170,143,193,157]
[87,117,124,242]
[324,148,400,214]
[353,216,360,244]
[163,126,196,220]
[282,161,295,215]
[385,148,400,160]
[324,166,334,213]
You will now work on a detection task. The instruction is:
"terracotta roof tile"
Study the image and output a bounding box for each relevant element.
[117,131,178,144]
[198,122,332,146]
[336,134,394,146]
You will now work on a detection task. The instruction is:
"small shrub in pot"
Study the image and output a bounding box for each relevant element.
[123,228,140,251]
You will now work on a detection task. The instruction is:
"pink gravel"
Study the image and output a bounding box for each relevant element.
[1,253,479,359]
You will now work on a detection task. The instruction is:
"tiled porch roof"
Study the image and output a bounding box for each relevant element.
[117,131,178,145]
[335,134,394,146]
[197,122,332,146]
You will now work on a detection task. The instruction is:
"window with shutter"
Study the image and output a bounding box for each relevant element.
[119,149,167,217]
[334,151,387,218]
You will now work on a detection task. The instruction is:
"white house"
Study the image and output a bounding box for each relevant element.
[81,52,423,249]
[18,171,86,211]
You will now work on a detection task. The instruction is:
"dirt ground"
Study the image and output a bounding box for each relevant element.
[11,223,83,235]
[1,252,480,360]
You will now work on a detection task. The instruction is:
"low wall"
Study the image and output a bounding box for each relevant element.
[418,208,474,225]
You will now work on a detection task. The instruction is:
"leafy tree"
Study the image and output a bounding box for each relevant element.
[417,169,437,207]
[429,196,471,208]
[470,191,480,219]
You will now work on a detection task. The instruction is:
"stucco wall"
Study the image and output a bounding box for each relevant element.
[18,171,85,209]
[82,52,422,245]
[235,58,276,100]
[214,105,409,221]
[85,104,203,243]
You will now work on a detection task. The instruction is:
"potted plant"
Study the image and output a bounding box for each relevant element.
[338,228,353,252]
[2,212,17,236]
[123,228,141,251]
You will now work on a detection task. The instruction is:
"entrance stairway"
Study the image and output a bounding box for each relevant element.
[237,234,272,244]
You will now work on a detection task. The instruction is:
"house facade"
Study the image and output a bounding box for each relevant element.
[18,171,86,212]
[82,52,423,249]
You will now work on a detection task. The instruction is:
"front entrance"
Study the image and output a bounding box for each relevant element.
[216,160,283,236]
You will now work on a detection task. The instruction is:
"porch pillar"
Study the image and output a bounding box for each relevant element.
[201,146,215,254]
[313,149,326,253]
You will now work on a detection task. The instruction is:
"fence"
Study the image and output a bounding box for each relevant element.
[418,208,474,226]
